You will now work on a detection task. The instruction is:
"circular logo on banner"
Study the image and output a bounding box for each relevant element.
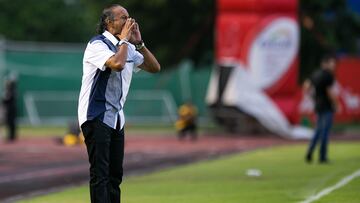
[248,17,299,89]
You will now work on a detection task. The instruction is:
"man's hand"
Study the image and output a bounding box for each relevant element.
[303,79,311,95]
[327,86,341,114]
[117,18,135,41]
[129,22,142,44]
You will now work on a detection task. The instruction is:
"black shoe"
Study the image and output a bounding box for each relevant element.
[305,154,312,163]
[319,159,330,164]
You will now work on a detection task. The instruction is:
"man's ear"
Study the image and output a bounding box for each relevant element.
[106,18,112,27]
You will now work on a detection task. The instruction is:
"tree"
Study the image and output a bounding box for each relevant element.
[299,0,360,80]
[0,0,215,68]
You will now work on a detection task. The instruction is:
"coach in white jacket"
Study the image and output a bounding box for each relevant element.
[78,4,160,203]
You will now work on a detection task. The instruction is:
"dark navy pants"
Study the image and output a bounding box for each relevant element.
[81,119,124,203]
[307,111,333,161]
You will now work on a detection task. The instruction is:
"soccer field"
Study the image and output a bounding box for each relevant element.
[17,142,360,203]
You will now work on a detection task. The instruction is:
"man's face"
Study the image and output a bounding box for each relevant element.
[322,58,336,73]
[109,6,129,35]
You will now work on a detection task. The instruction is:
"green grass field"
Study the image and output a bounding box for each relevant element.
[17,142,360,203]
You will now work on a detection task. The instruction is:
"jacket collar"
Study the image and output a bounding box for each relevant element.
[102,30,119,46]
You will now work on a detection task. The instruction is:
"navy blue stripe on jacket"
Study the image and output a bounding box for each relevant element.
[86,35,122,121]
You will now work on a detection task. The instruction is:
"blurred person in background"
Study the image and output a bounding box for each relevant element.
[78,4,160,203]
[303,54,339,164]
[56,121,84,146]
[175,101,198,141]
[2,78,17,143]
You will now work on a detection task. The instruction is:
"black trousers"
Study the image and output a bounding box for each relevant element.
[6,114,16,141]
[81,119,124,203]
[178,123,197,140]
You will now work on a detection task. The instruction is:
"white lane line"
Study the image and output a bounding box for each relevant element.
[300,169,360,203]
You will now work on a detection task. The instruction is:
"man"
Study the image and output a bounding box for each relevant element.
[2,78,17,142]
[78,4,160,203]
[303,54,338,164]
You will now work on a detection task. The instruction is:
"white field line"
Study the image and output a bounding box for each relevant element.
[300,169,360,203]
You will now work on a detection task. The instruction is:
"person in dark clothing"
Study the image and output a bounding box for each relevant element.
[303,54,338,164]
[2,79,17,142]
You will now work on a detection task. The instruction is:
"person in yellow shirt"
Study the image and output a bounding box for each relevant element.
[175,101,198,141]
[56,121,84,146]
